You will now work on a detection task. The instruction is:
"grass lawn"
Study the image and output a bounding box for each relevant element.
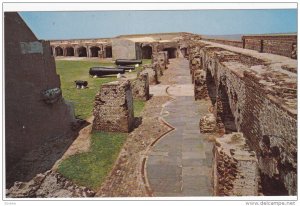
[56,59,151,119]
[56,59,149,190]
[57,131,127,190]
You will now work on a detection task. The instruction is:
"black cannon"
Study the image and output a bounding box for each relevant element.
[115,59,142,66]
[89,67,125,77]
[75,80,88,89]
[117,65,135,71]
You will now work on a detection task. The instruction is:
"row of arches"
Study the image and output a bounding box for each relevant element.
[52,46,112,58]
[141,45,178,59]
[206,69,237,134]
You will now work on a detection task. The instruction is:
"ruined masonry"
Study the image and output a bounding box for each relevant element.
[199,113,217,133]
[131,73,150,101]
[92,80,134,133]
[187,36,297,195]
[152,51,169,78]
[6,170,95,198]
[213,133,259,196]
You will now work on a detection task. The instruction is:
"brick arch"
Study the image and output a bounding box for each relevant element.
[55,46,63,56]
[77,46,87,57]
[65,46,75,56]
[90,46,100,57]
[104,46,112,58]
[141,45,152,59]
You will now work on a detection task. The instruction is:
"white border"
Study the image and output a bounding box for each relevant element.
[3,2,297,12]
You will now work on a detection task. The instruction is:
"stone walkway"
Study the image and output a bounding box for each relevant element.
[146,58,214,197]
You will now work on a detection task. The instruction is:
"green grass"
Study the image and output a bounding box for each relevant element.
[56,59,150,119]
[56,60,117,119]
[56,59,148,190]
[57,131,127,190]
[134,59,152,74]
[57,100,146,190]
[133,100,145,117]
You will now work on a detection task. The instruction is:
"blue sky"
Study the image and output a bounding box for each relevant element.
[19,9,297,40]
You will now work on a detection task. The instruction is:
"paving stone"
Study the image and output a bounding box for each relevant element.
[182,158,207,167]
[182,166,212,177]
[148,154,181,166]
[182,176,212,191]
[147,165,182,179]
[182,151,206,160]
[146,58,213,196]
[149,178,182,193]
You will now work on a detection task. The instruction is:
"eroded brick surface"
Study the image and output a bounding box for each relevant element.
[213,133,259,196]
[92,80,134,133]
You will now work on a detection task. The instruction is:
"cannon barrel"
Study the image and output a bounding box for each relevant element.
[115,59,142,66]
[89,67,125,76]
[117,65,135,70]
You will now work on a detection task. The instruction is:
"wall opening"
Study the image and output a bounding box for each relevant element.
[206,69,217,105]
[217,83,237,134]
[180,48,187,57]
[65,47,74,56]
[163,48,177,59]
[77,47,87,57]
[50,47,53,56]
[90,46,100,57]
[105,46,112,58]
[142,46,153,59]
[55,46,63,56]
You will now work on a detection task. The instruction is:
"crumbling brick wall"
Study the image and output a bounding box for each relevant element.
[131,73,150,101]
[5,12,74,186]
[187,38,297,195]
[152,51,168,75]
[140,64,158,85]
[93,80,134,133]
[213,133,260,196]
[242,35,297,59]
[203,38,243,48]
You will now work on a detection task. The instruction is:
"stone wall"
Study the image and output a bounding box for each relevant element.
[140,64,158,85]
[213,133,260,196]
[93,80,134,133]
[202,35,297,59]
[152,51,168,78]
[131,73,150,101]
[112,38,138,59]
[203,38,243,48]
[242,35,297,59]
[5,12,74,186]
[188,37,297,195]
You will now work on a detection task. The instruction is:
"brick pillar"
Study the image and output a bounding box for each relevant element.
[213,132,260,196]
[74,46,79,57]
[92,80,134,133]
[131,73,150,101]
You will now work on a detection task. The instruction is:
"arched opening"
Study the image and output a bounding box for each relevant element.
[77,47,87,57]
[90,46,100,57]
[142,45,152,59]
[55,46,63,56]
[206,69,217,105]
[163,48,177,59]
[217,82,237,134]
[65,47,74,56]
[180,48,187,57]
[105,46,112,58]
